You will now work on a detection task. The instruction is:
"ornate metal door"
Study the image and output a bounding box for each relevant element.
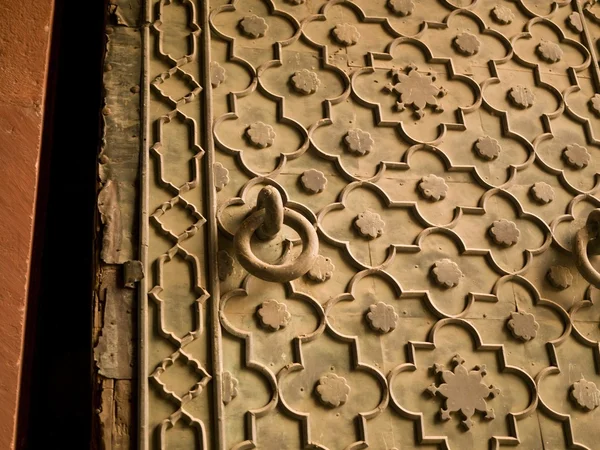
[100,0,600,447]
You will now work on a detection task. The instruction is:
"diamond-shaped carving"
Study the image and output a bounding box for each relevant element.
[150,198,205,242]
[151,68,201,105]
[151,351,211,402]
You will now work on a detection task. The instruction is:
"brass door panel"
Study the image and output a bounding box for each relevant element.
[101,0,600,447]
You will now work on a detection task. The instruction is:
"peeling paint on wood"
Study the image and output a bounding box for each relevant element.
[98,0,142,264]
[93,1,142,448]
[98,180,122,264]
[94,266,133,379]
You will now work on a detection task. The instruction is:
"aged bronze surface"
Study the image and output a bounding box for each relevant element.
[99,0,600,447]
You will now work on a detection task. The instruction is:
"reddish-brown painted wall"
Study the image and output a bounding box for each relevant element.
[0,1,54,448]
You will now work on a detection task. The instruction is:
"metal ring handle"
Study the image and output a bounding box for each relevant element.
[575,209,600,288]
[234,207,318,283]
[255,185,283,241]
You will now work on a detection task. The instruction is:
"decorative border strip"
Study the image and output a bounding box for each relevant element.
[201,0,226,445]
[139,0,151,448]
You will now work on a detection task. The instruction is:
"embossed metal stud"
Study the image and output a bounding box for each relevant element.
[344,128,374,156]
[431,259,462,288]
[418,175,448,202]
[453,32,481,56]
[291,69,321,95]
[257,299,291,331]
[508,85,535,109]
[563,143,590,169]
[213,162,230,191]
[507,311,539,341]
[388,0,414,16]
[490,5,514,24]
[530,182,554,204]
[537,40,563,63]
[239,15,268,38]
[547,265,573,290]
[210,61,226,88]
[306,255,334,282]
[331,23,360,46]
[246,122,275,148]
[354,210,385,239]
[567,12,583,32]
[222,371,239,405]
[301,169,327,194]
[570,377,600,411]
[489,219,520,247]
[589,94,600,117]
[366,302,399,333]
[316,373,350,407]
[474,136,501,161]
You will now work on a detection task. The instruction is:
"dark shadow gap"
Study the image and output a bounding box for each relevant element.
[17,0,107,448]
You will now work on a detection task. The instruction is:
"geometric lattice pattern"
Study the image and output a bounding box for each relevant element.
[139,0,600,448]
